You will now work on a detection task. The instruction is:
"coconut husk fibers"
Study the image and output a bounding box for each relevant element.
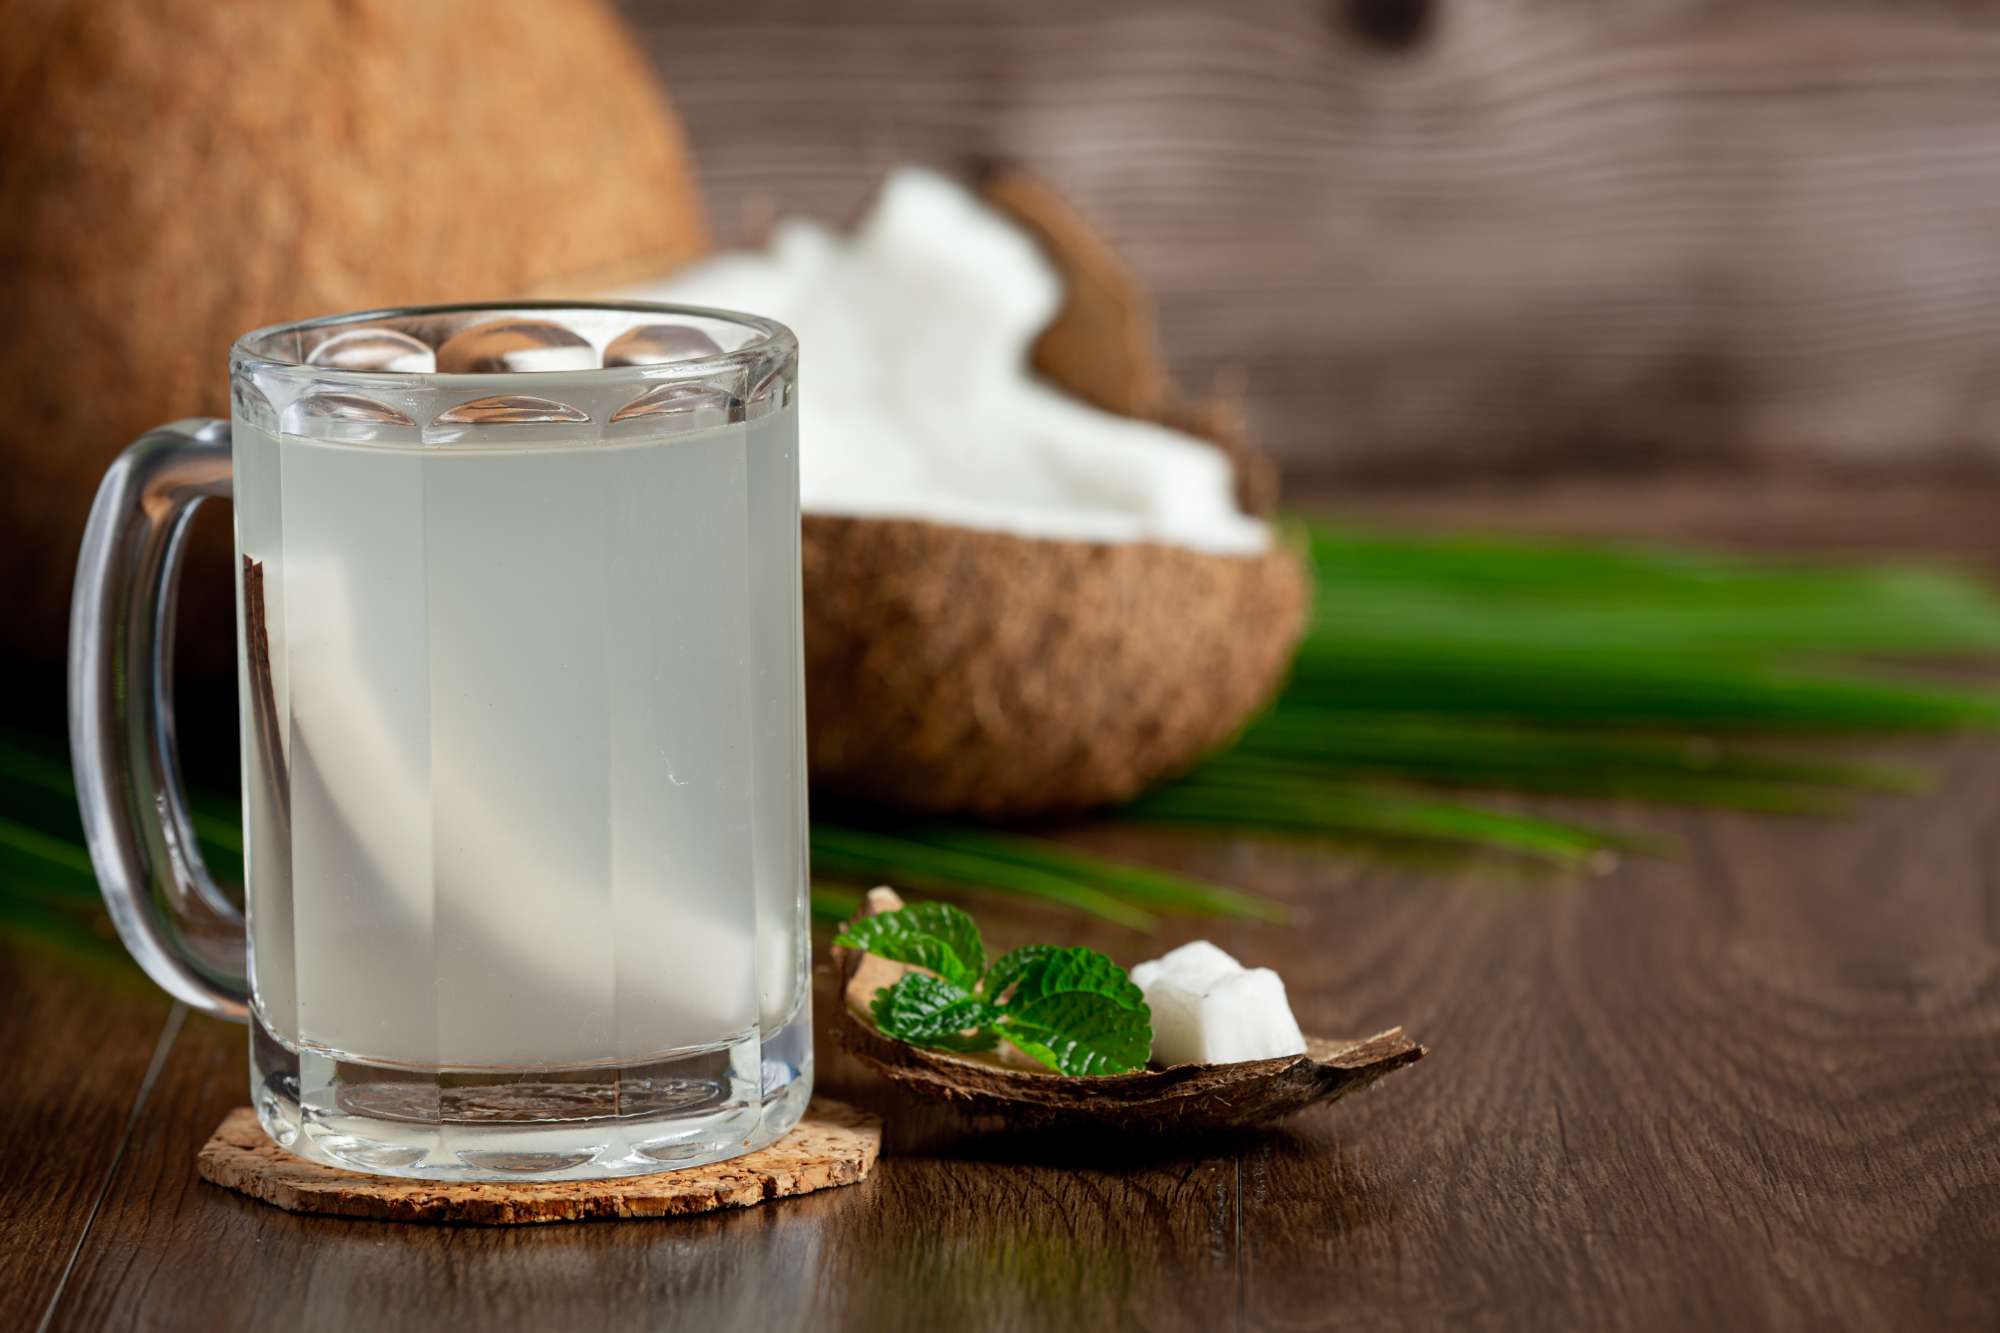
[803,514,1308,817]
[832,889,1426,1133]
[0,0,707,679]
[802,174,1308,817]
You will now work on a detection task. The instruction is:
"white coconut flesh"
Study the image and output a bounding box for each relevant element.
[1130,940,1309,1066]
[624,167,1271,556]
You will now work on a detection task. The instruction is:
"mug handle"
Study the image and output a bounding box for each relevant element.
[69,418,249,1021]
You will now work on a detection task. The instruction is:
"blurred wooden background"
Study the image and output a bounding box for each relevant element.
[617,0,2000,478]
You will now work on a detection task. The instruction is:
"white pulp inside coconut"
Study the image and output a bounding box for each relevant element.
[625,169,1269,554]
[1130,940,1308,1066]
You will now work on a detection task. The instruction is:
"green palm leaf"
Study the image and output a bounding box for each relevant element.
[11,518,2000,949]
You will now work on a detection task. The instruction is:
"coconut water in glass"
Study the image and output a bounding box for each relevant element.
[70,303,810,1180]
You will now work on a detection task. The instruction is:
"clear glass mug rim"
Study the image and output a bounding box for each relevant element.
[231,298,799,391]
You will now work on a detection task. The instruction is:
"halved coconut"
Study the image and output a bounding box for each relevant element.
[637,170,1309,816]
[803,515,1307,816]
[0,0,707,678]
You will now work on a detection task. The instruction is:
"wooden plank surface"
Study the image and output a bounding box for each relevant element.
[0,939,175,1332]
[9,477,2000,1330]
[615,0,2000,474]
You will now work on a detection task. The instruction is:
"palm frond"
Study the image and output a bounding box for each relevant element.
[11,520,2000,952]
[1067,520,2000,868]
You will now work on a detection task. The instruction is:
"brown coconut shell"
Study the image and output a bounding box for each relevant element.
[832,889,1426,1133]
[803,515,1308,817]
[985,171,1281,520]
[0,0,707,680]
[980,173,1176,425]
[802,175,1308,817]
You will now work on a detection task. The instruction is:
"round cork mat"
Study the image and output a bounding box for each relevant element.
[196,1097,880,1225]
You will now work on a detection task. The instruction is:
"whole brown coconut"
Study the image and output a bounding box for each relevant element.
[0,0,707,679]
[800,177,1310,818]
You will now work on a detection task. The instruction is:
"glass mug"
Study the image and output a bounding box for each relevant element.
[69,302,810,1180]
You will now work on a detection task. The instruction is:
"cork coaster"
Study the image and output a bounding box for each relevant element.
[197,1097,880,1225]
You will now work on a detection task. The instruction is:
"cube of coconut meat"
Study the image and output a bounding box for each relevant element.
[1130,941,1308,1066]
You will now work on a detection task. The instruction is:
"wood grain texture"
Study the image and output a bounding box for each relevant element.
[13,477,2000,1327]
[615,0,2000,473]
[195,1100,879,1225]
[41,965,1248,1332]
[0,941,172,1332]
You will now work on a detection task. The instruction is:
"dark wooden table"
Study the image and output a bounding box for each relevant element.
[6,475,1999,1332]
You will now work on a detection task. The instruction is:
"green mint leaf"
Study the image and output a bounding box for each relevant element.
[980,944,1060,1003]
[990,945,1144,1012]
[846,902,1150,1072]
[834,902,987,989]
[869,973,996,1048]
[999,991,1154,1076]
[999,1031,1073,1075]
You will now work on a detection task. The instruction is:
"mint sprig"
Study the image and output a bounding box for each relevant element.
[835,900,987,989]
[869,973,1001,1053]
[835,903,1152,1076]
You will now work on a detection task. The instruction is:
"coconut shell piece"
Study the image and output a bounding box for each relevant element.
[0,0,708,680]
[981,173,1175,425]
[831,889,1427,1133]
[802,514,1309,817]
[985,171,1279,519]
